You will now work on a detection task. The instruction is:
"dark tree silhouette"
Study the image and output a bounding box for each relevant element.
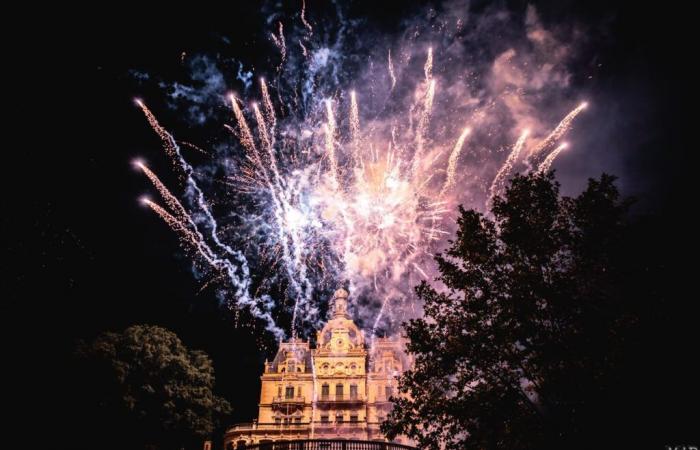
[76,325,231,450]
[383,172,644,450]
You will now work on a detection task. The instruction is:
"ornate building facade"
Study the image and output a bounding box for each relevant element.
[224,289,412,448]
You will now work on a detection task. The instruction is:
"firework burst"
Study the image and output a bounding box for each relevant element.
[133,4,588,340]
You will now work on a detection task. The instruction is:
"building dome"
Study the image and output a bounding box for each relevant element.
[315,288,363,350]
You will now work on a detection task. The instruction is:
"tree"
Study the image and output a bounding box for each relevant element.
[76,325,231,449]
[383,172,643,450]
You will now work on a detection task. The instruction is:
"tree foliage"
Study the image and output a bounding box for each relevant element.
[383,172,642,449]
[77,324,231,449]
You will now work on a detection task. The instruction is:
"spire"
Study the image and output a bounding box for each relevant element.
[332,288,349,318]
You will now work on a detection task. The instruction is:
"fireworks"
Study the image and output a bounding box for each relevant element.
[424,47,433,80]
[528,102,587,163]
[488,129,530,207]
[350,90,361,162]
[538,143,569,173]
[411,79,436,176]
[133,7,589,340]
[229,94,259,162]
[271,22,287,70]
[134,160,189,221]
[388,50,397,90]
[324,99,339,188]
[440,127,472,198]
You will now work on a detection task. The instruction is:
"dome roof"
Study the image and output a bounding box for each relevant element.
[316,288,364,351]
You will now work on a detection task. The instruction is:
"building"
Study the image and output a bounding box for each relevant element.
[224,288,413,449]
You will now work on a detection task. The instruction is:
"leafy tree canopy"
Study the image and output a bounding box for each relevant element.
[77,324,231,449]
[383,172,644,450]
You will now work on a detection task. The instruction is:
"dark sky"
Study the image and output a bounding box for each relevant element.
[3,0,694,447]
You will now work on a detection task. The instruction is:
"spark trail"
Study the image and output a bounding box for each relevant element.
[487,129,530,206]
[260,78,277,131]
[529,102,587,162]
[135,161,191,222]
[440,127,472,198]
[411,79,436,175]
[229,94,260,163]
[324,99,339,188]
[538,143,569,173]
[388,50,397,90]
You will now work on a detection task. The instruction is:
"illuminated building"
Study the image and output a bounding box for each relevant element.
[224,288,412,448]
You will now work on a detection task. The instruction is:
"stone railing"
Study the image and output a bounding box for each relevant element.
[317,395,363,403]
[234,439,416,450]
[273,396,306,403]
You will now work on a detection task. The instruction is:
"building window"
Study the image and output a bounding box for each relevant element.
[385,386,393,399]
[336,414,344,423]
[277,385,282,397]
[275,417,281,424]
[321,383,329,399]
[321,415,329,423]
[335,383,344,400]
[350,415,358,423]
[295,417,302,423]
[285,386,295,399]
[350,384,358,399]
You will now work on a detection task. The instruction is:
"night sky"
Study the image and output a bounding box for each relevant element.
[4,1,695,447]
